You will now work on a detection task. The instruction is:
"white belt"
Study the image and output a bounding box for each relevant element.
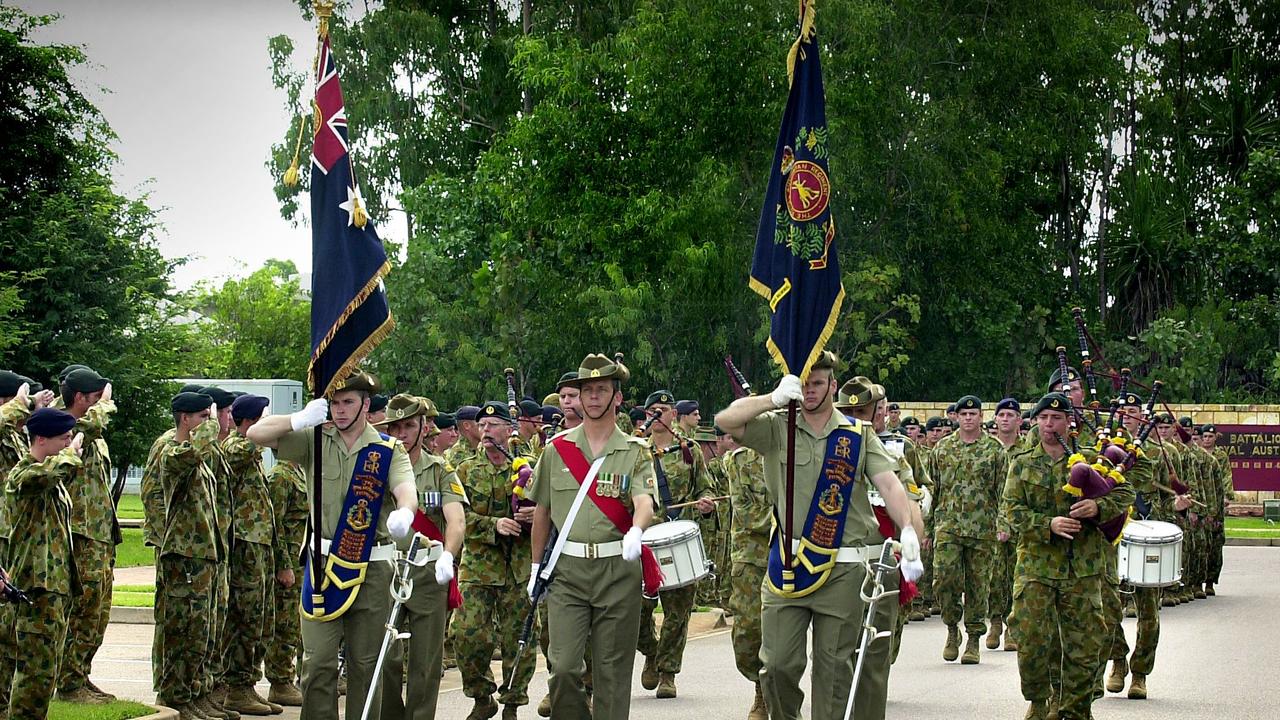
[561,540,623,559]
[789,540,876,564]
[404,544,444,564]
[320,538,398,562]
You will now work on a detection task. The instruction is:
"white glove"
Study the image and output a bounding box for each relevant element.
[527,563,541,602]
[919,486,933,517]
[901,556,925,583]
[387,507,414,539]
[899,525,921,563]
[770,374,803,408]
[621,526,644,562]
[290,398,329,431]
[434,551,454,585]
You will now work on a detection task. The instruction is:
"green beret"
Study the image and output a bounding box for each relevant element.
[179,383,205,394]
[1117,392,1143,408]
[946,403,957,414]
[58,364,90,384]
[628,407,648,424]
[899,416,921,428]
[172,392,212,413]
[25,408,76,438]
[201,386,236,410]
[995,398,1020,414]
[519,399,542,418]
[925,417,943,431]
[1047,366,1081,392]
[1032,392,1072,418]
[479,401,512,422]
[65,368,110,395]
[1179,416,1194,428]
[1201,424,1217,434]
[1154,413,1175,425]
[368,394,389,414]
[675,400,699,416]
[645,390,675,409]
[230,394,270,421]
[434,412,457,430]
[556,371,581,391]
[0,370,25,397]
[955,395,981,411]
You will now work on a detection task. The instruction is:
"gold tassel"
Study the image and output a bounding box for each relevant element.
[283,160,300,188]
[786,0,817,87]
[352,197,368,228]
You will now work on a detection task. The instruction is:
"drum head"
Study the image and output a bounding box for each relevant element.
[1122,519,1183,544]
[642,519,700,544]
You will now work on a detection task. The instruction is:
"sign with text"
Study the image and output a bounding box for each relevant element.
[1216,424,1280,491]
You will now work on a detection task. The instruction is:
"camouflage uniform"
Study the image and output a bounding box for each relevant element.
[1207,446,1233,585]
[1181,444,1211,593]
[637,438,714,679]
[141,428,176,690]
[1004,442,1135,720]
[4,450,80,720]
[453,453,536,707]
[724,447,769,682]
[928,433,1008,638]
[695,452,730,610]
[443,441,476,473]
[1156,441,1193,601]
[264,460,308,688]
[915,444,936,614]
[0,396,33,705]
[155,420,227,709]
[220,432,277,689]
[990,439,1020,641]
[203,440,236,695]
[59,400,117,695]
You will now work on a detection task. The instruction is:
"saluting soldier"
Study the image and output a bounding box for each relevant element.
[722,426,769,720]
[246,372,420,720]
[264,459,307,706]
[376,395,466,720]
[715,352,921,720]
[198,386,239,718]
[529,354,658,720]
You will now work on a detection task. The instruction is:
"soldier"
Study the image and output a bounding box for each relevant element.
[199,386,239,719]
[715,352,921,720]
[723,427,769,720]
[246,372,420,720]
[154,392,228,720]
[4,408,82,720]
[635,390,716,699]
[376,395,466,720]
[528,354,658,720]
[886,403,901,432]
[989,397,1022,652]
[1199,424,1233,595]
[264,459,307,706]
[451,402,535,720]
[945,403,959,425]
[555,373,584,432]
[899,417,922,444]
[56,367,118,705]
[1003,393,1135,720]
[923,417,945,448]
[674,401,701,436]
[429,412,459,457]
[449,406,483,468]
[367,394,389,425]
[1154,415,1194,604]
[517,400,544,456]
[928,395,1008,665]
[1178,417,1211,600]
[220,395,282,715]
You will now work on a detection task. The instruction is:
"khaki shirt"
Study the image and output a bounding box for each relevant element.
[399,451,467,552]
[276,422,414,544]
[740,410,895,547]
[529,424,657,544]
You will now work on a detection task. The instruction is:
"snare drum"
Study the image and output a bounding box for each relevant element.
[1118,520,1183,587]
[642,519,712,591]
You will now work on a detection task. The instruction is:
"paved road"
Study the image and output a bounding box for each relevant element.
[94,546,1279,718]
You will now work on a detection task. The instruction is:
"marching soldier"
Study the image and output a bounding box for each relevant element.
[1178,417,1211,599]
[264,459,307,706]
[1199,424,1233,595]
[636,390,716,699]
[555,372,584,433]
[674,401,701,437]
[376,395,466,720]
[722,428,769,720]
[1151,415,1192,605]
[246,372,420,720]
[428,412,459,457]
[449,406,483,468]
[715,352,921,720]
[528,354,658,720]
[989,397,1022,652]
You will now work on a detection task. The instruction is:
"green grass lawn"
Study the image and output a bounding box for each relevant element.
[48,700,155,720]
[116,494,144,521]
[1226,516,1280,538]
[115,528,153,569]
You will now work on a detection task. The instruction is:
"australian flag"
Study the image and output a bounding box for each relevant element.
[749,3,844,379]
[308,32,394,397]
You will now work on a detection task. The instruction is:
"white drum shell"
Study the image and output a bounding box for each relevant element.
[642,519,711,590]
[1118,520,1183,588]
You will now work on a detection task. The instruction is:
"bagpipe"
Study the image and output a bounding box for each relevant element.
[485,438,536,527]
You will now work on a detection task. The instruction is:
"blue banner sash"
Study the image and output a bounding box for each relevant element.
[301,436,395,621]
[766,424,864,598]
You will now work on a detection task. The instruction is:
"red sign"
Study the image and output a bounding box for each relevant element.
[1216,424,1280,491]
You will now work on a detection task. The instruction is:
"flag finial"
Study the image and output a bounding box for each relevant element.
[314,1,336,38]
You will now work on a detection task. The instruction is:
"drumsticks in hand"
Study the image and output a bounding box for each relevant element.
[664,495,730,510]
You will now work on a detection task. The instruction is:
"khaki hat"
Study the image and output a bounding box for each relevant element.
[836,376,879,410]
[333,371,380,395]
[561,353,629,387]
[374,394,431,426]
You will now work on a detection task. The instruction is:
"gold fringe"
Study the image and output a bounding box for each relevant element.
[307,260,395,396]
[798,284,844,381]
[749,275,774,301]
[786,0,817,88]
[1061,483,1084,497]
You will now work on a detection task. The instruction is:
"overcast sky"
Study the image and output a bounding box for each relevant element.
[16,0,382,289]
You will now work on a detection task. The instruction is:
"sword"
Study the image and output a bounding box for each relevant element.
[359,534,429,720]
[843,539,900,720]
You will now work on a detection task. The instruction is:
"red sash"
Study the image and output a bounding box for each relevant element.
[411,511,463,610]
[873,506,917,607]
[551,436,664,596]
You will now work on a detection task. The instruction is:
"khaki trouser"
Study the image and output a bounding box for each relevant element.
[381,561,449,720]
[300,560,393,720]
[855,564,898,720]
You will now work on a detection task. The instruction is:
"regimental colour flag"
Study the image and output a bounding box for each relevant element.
[750,2,844,379]
[308,28,394,397]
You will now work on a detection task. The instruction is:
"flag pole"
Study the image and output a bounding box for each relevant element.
[785,399,797,567]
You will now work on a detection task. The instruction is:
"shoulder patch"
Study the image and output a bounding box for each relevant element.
[449,479,465,496]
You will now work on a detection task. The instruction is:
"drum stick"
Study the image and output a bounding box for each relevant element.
[1154,482,1205,507]
[665,495,730,510]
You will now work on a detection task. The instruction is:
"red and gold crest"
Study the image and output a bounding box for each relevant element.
[785,161,831,222]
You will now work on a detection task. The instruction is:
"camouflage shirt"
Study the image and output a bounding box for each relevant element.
[206,437,236,551]
[725,446,770,567]
[140,428,176,547]
[0,396,32,541]
[221,432,276,546]
[66,399,116,542]
[1002,442,1135,581]
[1181,443,1214,522]
[443,441,477,473]
[157,419,226,562]
[456,452,531,586]
[648,434,714,525]
[1210,446,1235,512]
[267,460,308,571]
[928,432,1009,542]
[5,450,80,594]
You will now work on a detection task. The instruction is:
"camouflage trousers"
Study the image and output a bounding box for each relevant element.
[264,566,302,685]
[1186,523,1208,589]
[694,512,728,609]
[7,590,69,720]
[454,582,537,705]
[152,548,164,690]
[59,536,114,692]
[637,583,696,674]
[1207,522,1225,584]
[156,555,216,706]
[1108,585,1161,675]
[0,538,13,704]
[989,540,1015,622]
[933,537,993,635]
[1012,575,1103,720]
[856,566,898,720]
[205,560,230,691]
[727,562,765,682]
[223,541,271,687]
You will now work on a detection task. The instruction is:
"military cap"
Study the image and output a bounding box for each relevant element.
[179,383,206,394]
[1021,410,1032,420]
[1201,423,1217,434]
[23,377,43,394]
[434,412,456,430]
[1154,412,1175,425]
[982,420,996,430]
[543,392,561,407]
[561,354,629,387]
[542,405,564,426]
[1032,392,1072,418]
[955,395,981,411]
[899,416,921,429]
[26,407,76,438]
[693,427,719,443]
[1047,366,1082,392]
[58,364,90,384]
[172,391,212,414]
[887,402,900,411]
[201,386,236,410]
[628,407,648,425]
[65,368,110,395]
[946,403,957,414]
[416,396,440,418]
[374,394,431,426]
[334,371,380,394]
[946,418,959,429]
[645,390,675,408]
[925,417,944,431]
[1021,419,1031,431]
[369,394,389,414]
[675,400,699,416]
[230,394,270,421]
[479,401,512,423]
[456,405,481,423]
[556,371,581,391]
[995,398,1021,414]
[714,425,727,436]
[519,399,542,418]
[836,377,878,410]
[0,370,26,397]
[1179,416,1194,428]
[1117,392,1143,408]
